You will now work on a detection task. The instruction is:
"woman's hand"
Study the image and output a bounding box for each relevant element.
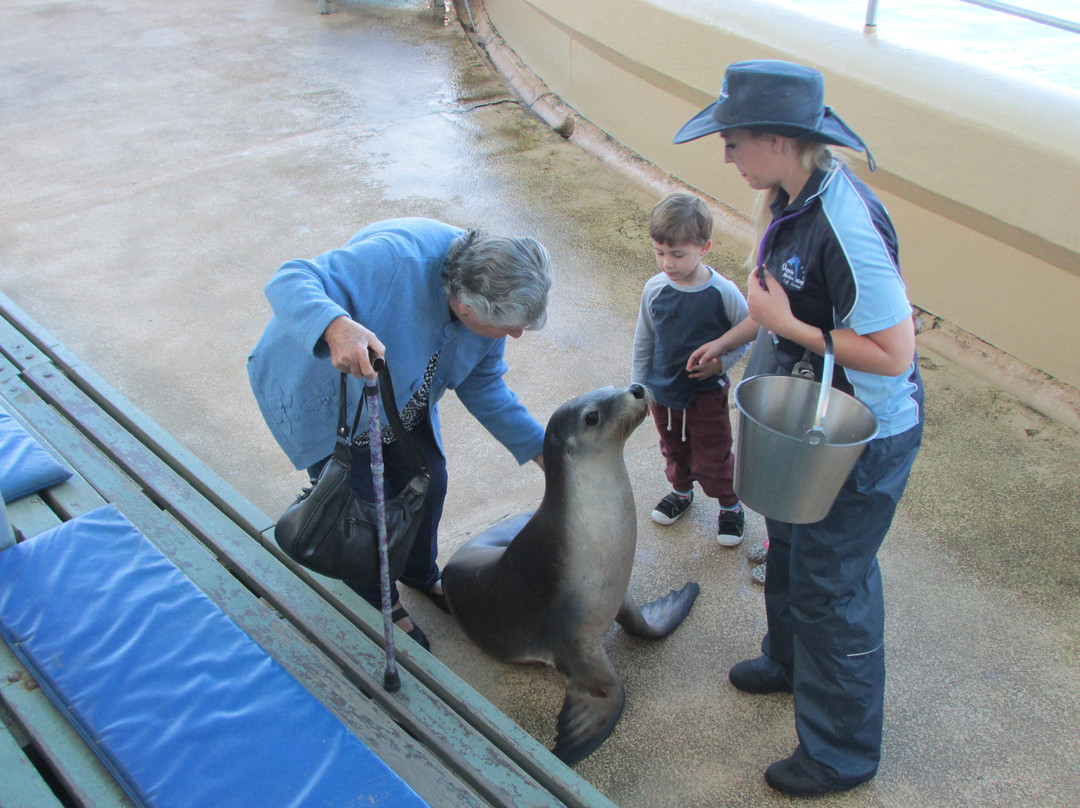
[748,267,916,376]
[746,266,795,335]
[323,316,386,379]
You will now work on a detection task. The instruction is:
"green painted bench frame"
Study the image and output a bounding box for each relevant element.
[0,292,615,808]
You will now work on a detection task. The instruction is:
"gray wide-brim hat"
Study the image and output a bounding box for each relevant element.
[674,59,875,168]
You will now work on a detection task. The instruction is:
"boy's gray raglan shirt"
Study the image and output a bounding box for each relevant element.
[632,268,749,410]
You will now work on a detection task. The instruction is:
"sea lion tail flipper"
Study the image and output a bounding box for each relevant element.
[615,582,700,639]
[551,650,625,765]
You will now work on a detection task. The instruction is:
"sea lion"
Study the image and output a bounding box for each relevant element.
[442,384,700,765]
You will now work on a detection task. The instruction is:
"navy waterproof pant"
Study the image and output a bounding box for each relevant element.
[761,419,922,788]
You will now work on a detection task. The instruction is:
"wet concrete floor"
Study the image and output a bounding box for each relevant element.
[2,0,1078,805]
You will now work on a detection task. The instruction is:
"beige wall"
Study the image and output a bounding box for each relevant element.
[473,0,1080,391]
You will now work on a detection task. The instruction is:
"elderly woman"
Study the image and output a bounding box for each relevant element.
[249,218,552,650]
[681,61,924,796]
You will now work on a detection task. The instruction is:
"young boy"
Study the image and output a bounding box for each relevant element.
[631,193,751,546]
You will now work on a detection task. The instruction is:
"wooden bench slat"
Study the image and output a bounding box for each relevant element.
[39,473,108,522]
[1,643,135,808]
[6,494,63,542]
[0,295,63,355]
[0,312,59,380]
[0,724,66,808]
[0,406,108,523]
[0,375,87,541]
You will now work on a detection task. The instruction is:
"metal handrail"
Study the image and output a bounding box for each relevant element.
[865,0,881,28]
[866,0,1080,35]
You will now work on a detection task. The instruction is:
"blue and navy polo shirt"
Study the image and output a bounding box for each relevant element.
[761,164,922,438]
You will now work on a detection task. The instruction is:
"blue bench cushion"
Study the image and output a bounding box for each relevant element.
[0,407,72,502]
[0,504,427,808]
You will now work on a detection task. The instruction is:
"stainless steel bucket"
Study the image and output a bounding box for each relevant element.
[732,337,878,524]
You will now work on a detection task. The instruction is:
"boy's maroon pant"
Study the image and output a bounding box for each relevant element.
[651,385,738,507]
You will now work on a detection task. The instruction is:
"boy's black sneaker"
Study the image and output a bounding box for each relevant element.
[717,505,745,547]
[651,492,692,525]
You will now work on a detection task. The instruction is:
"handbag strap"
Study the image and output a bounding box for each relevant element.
[337,363,429,476]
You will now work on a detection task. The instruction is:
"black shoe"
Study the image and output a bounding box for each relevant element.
[764,754,831,796]
[391,605,430,651]
[765,752,873,797]
[728,655,793,694]
[651,491,692,525]
[716,505,745,547]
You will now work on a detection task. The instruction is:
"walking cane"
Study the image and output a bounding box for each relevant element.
[365,356,402,693]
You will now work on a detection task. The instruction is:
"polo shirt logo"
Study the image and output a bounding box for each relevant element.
[780,253,806,290]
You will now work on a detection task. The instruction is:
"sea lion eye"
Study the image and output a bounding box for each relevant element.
[584,411,600,426]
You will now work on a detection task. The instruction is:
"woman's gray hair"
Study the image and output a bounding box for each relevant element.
[443,229,553,330]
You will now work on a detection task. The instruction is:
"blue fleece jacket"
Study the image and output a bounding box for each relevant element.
[248,218,545,470]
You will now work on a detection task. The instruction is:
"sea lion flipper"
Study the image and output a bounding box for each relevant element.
[616,582,700,639]
[551,648,625,765]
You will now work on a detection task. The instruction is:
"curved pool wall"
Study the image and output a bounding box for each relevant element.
[465,0,1080,391]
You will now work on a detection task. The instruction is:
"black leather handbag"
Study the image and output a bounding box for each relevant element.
[274,363,429,585]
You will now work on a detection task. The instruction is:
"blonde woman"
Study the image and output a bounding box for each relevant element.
[680,60,924,797]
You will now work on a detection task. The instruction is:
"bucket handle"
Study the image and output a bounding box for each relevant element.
[804,330,834,445]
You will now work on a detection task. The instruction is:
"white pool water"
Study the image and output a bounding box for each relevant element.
[763,0,1080,93]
